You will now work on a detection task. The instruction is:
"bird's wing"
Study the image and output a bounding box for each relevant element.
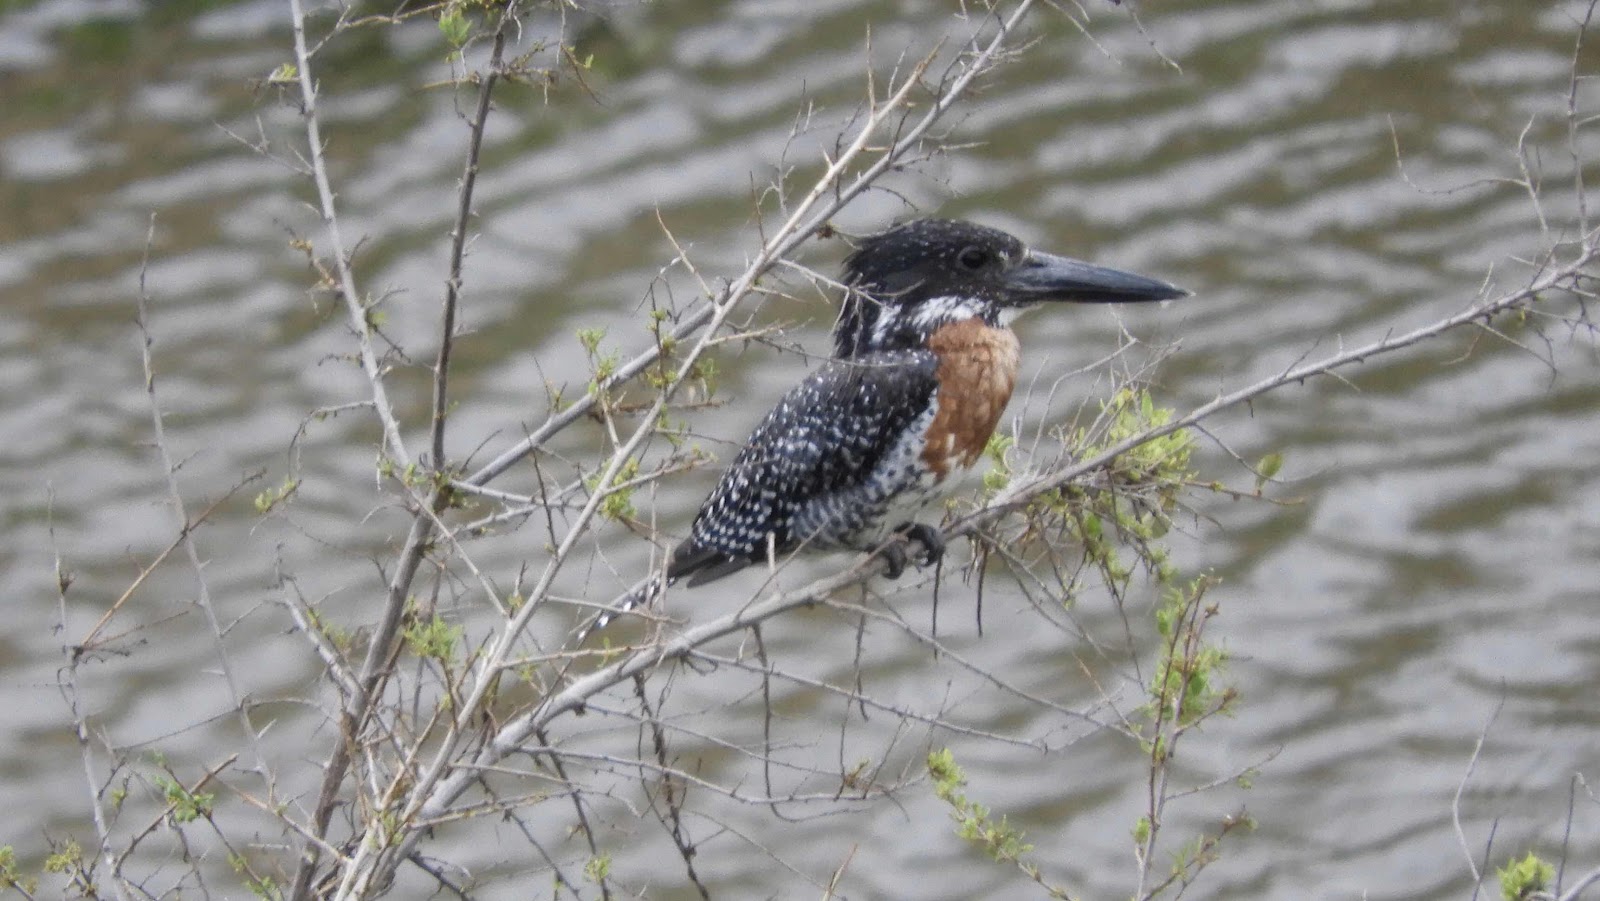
[669,349,940,585]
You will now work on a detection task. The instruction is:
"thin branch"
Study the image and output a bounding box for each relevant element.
[1454,697,1506,885]
[53,503,131,901]
[135,214,270,786]
[431,12,512,469]
[286,0,411,469]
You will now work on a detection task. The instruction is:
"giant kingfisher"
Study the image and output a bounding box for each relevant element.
[585,218,1186,636]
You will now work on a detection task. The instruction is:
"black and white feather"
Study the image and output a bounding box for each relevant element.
[668,349,943,585]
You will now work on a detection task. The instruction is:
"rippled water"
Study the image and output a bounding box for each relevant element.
[3,0,1598,898]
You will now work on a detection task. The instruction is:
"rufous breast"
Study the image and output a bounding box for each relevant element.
[921,318,1021,480]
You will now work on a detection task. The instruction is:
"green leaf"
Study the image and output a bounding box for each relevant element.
[438,10,471,48]
[403,613,463,661]
[1255,452,1284,490]
[1497,851,1553,901]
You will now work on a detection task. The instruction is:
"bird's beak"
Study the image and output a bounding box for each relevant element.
[1006,250,1188,304]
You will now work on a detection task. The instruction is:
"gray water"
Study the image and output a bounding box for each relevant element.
[3,0,1598,898]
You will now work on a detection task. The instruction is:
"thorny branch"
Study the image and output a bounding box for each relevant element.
[286,0,412,470]
[54,510,130,901]
[284,2,526,895]
[136,215,271,782]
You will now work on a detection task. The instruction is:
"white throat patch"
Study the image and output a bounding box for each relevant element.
[902,296,988,336]
[996,303,1040,327]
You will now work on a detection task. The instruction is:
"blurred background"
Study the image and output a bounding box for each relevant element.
[2,0,1597,898]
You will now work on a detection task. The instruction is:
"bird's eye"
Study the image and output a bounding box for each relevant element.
[957,247,989,270]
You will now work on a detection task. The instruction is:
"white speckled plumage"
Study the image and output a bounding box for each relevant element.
[670,348,949,584]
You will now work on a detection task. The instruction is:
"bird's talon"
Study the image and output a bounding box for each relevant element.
[899,522,945,568]
[879,522,943,576]
[878,541,909,579]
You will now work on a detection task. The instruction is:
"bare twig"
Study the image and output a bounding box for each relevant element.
[431,12,512,470]
[135,214,271,788]
[1454,697,1506,885]
[286,0,412,470]
[53,501,131,901]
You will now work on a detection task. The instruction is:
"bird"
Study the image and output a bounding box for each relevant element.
[582,218,1186,637]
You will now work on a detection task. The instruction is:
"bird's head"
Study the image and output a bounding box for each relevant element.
[832,218,1187,358]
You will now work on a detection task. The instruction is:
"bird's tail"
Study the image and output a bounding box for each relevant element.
[572,572,669,645]
[571,539,751,644]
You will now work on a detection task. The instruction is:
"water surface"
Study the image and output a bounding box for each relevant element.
[2,1,1597,898]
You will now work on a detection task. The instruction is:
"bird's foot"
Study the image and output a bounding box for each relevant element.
[876,522,945,579]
